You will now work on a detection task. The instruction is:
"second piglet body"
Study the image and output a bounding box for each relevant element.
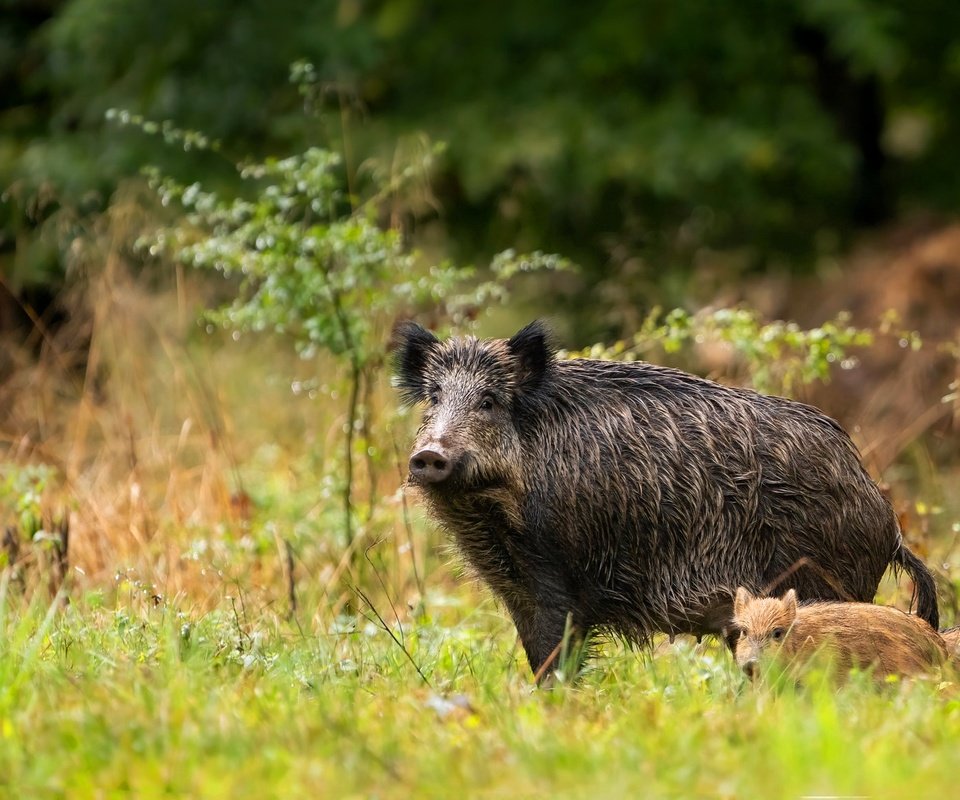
[393,320,940,678]
[942,626,960,659]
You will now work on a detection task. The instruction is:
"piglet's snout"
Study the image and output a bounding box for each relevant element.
[409,448,453,484]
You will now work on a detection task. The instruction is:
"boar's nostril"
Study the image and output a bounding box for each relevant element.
[409,449,452,483]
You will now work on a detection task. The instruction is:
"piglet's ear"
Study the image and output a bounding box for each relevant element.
[507,320,553,395]
[390,320,439,404]
[734,587,753,618]
[782,589,798,618]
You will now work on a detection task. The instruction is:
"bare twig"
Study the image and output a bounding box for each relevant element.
[230,595,247,653]
[761,557,854,602]
[364,536,403,642]
[354,585,431,688]
[532,640,565,685]
[530,613,587,685]
[361,363,378,524]
[270,526,298,621]
[392,435,424,599]
[342,356,361,551]
[862,397,954,471]
[2,526,20,571]
[283,537,297,620]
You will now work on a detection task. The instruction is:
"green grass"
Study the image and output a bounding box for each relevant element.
[2,581,958,800]
[3,275,959,799]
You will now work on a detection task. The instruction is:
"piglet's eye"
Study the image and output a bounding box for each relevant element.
[771,627,786,641]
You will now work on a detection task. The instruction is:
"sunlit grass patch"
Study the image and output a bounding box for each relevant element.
[0,584,958,799]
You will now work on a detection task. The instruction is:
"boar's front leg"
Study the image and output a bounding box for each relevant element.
[502,590,586,681]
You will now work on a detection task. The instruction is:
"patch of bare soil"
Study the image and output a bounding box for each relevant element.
[738,219,960,472]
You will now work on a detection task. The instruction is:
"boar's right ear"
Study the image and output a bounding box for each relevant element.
[390,320,439,404]
[507,320,554,396]
[734,587,753,618]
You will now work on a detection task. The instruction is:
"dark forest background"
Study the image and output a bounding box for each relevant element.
[4,0,960,339]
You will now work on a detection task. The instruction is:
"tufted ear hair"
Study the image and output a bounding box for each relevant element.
[390,320,440,404]
[507,320,554,396]
[734,587,754,619]
[782,589,798,619]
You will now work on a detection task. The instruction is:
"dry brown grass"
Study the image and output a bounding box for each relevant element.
[0,192,430,617]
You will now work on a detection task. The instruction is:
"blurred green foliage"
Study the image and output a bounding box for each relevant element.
[562,307,876,395]
[4,0,960,318]
[0,462,55,539]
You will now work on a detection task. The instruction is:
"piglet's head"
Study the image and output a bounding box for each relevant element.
[733,587,799,680]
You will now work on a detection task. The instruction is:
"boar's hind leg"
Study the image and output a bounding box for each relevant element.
[503,593,585,681]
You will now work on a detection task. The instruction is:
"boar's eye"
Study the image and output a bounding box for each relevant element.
[771,627,786,641]
[478,395,496,412]
[427,387,440,406]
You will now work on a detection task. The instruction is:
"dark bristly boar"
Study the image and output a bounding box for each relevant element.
[732,587,947,681]
[391,320,940,678]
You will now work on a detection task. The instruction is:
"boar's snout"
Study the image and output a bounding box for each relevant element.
[409,448,453,484]
[741,657,758,680]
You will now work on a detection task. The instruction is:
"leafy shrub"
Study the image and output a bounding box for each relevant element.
[114,111,569,556]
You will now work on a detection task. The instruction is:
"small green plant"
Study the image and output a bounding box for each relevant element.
[563,306,876,395]
[0,463,55,536]
[0,463,68,596]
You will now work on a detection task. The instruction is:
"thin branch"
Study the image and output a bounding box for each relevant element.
[230,595,247,653]
[364,536,403,642]
[354,585,431,688]
[392,435,424,598]
[314,268,361,553]
[761,557,853,602]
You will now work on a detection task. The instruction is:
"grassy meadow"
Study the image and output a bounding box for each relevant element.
[3,587,960,799]
[1,268,959,799]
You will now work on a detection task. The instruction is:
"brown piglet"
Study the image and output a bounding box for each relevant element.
[733,587,947,681]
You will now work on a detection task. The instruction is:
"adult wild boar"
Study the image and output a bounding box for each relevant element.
[392,320,939,677]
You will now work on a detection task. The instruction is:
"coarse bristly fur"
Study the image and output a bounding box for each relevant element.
[733,587,948,681]
[391,320,941,679]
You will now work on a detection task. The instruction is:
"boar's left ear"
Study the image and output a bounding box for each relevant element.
[390,320,440,404]
[507,320,554,395]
